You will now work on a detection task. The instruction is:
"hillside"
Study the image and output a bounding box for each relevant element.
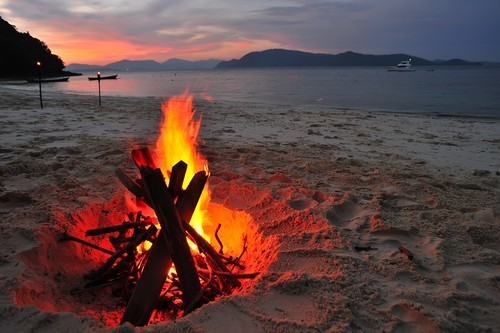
[216,49,482,68]
[0,16,67,77]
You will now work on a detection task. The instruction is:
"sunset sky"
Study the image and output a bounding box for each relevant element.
[1,0,499,65]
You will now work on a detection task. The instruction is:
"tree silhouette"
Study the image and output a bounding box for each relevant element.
[0,16,65,77]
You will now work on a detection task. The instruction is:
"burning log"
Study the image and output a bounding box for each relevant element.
[64,147,257,326]
[138,165,202,315]
[85,221,153,237]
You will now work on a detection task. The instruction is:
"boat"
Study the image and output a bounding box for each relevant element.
[88,74,118,81]
[387,59,416,72]
[26,77,70,83]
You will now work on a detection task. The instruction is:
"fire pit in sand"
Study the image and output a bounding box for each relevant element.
[58,92,259,326]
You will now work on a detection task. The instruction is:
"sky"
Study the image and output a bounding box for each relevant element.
[1,0,499,65]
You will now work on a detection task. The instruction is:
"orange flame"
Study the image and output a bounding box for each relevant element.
[155,90,211,241]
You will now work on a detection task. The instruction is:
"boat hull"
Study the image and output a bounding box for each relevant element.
[26,77,70,83]
[387,67,416,72]
[88,74,118,81]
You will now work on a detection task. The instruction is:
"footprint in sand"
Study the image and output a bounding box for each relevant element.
[269,173,319,211]
[287,198,316,210]
[368,228,443,271]
[326,199,366,229]
[0,191,32,213]
[464,207,500,252]
[387,301,440,333]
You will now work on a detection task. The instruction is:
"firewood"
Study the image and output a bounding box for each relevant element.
[115,168,151,206]
[85,256,133,288]
[58,232,114,255]
[122,163,207,326]
[215,223,223,254]
[85,221,152,236]
[197,268,259,279]
[121,233,173,326]
[86,226,157,280]
[131,147,156,169]
[176,171,208,221]
[117,154,255,325]
[183,222,240,290]
[140,167,202,314]
[174,170,240,288]
[168,161,187,196]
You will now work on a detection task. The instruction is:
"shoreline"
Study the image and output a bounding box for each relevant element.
[2,68,500,120]
[2,82,500,119]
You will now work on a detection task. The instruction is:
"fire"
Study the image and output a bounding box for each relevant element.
[155,90,211,242]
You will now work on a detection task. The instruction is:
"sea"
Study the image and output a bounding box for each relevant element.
[4,66,500,117]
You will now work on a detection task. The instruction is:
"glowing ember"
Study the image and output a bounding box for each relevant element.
[155,91,211,241]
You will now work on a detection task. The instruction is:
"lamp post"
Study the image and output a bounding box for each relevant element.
[97,71,101,106]
[36,61,43,109]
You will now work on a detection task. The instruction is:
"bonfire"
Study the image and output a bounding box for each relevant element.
[60,91,258,326]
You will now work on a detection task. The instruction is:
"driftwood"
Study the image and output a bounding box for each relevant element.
[398,245,414,260]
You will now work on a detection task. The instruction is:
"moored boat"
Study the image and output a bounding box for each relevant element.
[26,76,70,83]
[88,74,118,81]
[387,59,416,72]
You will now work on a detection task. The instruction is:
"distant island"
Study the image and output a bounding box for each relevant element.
[216,49,482,68]
[0,16,76,78]
[68,49,483,72]
[66,58,221,72]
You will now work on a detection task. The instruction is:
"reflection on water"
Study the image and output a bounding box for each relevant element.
[4,67,500,117]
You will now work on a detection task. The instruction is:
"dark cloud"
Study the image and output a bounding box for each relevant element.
[2,0,499,61]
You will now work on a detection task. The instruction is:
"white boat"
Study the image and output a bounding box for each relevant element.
[387,59,416,72]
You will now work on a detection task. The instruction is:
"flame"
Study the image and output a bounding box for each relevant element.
[155,90,211,242]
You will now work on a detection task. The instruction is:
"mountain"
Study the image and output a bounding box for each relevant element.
[216,49,482,68]
[0,16,67,77]
[162,58,220,70]
[66,58,221,72]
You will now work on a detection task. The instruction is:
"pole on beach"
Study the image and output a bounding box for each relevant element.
[36,61,43,109]
[97,71,101,106]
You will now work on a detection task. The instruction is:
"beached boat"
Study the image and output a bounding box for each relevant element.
[387,59,416,72]
[88,74,118,81]
[26,77,70,83]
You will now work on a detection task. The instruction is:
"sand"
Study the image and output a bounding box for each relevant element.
[0,86,499,332]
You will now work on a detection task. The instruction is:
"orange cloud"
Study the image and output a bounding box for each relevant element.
[10,16,283,65]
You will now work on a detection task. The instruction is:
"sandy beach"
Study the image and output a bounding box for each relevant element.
[0,86,499,332]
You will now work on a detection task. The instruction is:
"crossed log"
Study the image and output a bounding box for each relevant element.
[59,147,255,326]
[119,148,241,326]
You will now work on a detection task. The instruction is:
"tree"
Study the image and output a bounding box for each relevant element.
[0,16,65,77]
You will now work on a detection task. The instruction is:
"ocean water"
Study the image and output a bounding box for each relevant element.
[5,66,500,117]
